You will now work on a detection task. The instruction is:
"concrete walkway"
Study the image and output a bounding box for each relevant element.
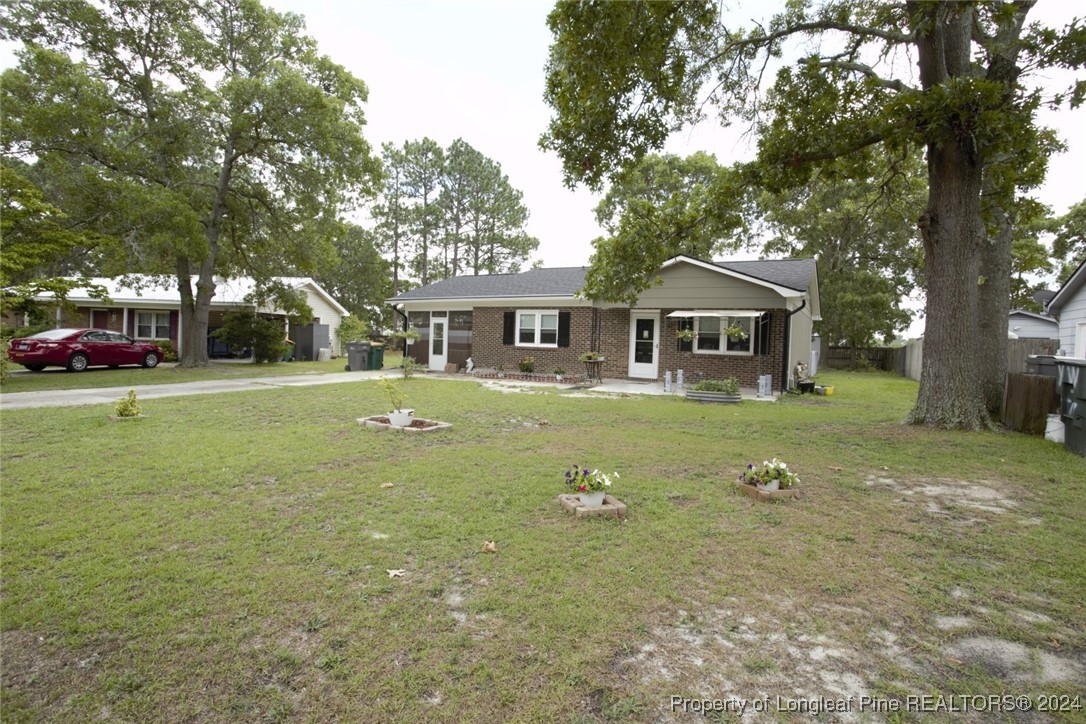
[0,369,777,410]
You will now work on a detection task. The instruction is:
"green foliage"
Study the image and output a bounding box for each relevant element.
[693,378,739,394]
[583,153,753,303]
[377,378,406,411]
[374,138,539,289]
[316,225,391,334]
[335,316,368,355]
[113,390,142,418]
[518,356,535,373]
[1,0,381,366]
[400,355,424,381]
[1051,198,1086,275]
[212,312,288,364]
[153,340,179,363]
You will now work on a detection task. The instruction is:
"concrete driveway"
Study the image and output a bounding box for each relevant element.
[0,369,401,410]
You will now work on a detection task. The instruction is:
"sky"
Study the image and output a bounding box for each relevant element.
[3,0,1084,335]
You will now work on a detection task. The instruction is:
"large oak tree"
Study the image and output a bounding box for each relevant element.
[541,0,1084,429]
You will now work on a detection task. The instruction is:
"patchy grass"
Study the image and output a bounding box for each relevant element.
[2,371,1084,721]
[0,351,404,393]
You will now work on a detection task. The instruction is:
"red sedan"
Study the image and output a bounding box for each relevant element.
[7,328,164,372]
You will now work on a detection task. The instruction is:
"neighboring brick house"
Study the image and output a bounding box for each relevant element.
[18,276,350,359]
[387,255,821,392]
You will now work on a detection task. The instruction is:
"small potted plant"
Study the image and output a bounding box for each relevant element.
[738,458,799,492]
[519,356,535,373]
[686,378,741,403]
[554,368,566,381]
[564,464,620,508]
[676,327,696,342]
[579,351,603,362]
[724,323,748,342]
[378,378,413,427]
[496,364,505,378]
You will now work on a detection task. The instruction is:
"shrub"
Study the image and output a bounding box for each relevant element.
[114,390,142,418]
[212,312,289,363]
[153,339,179,362]
[378,378,406,411]
[518,356,535,373]
[337,316,368,355]
[694,378,740,394]
[401,355,425,380]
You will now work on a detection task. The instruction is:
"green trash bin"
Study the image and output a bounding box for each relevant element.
[368,342,385,370]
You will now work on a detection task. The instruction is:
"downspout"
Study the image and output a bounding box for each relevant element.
[780,299,807,392]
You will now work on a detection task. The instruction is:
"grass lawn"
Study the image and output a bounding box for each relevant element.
[2,371,1084,721]
[0,351,404,393]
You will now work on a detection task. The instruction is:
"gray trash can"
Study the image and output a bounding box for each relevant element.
[345,341,370,372]
[1056,358,1086,457]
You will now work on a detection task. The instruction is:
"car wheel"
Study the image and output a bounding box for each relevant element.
[142,352,160,368]
[23,364,46,372]
[67,353,89,372]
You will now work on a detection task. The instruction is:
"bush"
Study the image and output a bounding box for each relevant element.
[694,378,740,394]
[212,312,289,364]
[518,356,535,373]
[114,390,142,417]
[153,339,179,362]
[337,316,368,355]
[401,355,425,380]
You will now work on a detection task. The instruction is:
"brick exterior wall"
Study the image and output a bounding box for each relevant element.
[472,306,592,374]
[420,304,787,390]
[658,309,785,390]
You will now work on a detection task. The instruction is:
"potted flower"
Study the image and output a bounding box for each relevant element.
[378,378,413,427]
[554,368,566,381]
[724,323,748,342]
[565,465,619,507]
[738,458,799,492]
[519,356,536,373]
[676,327,696,342]
[686,378,741,403]
[580,351,605,383]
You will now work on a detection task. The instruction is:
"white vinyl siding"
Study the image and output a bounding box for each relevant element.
[1056,285,1086,356]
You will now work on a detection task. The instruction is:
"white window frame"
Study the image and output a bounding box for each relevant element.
[694,315,754,357]
[136,310,170,340]
[516,309,559,348]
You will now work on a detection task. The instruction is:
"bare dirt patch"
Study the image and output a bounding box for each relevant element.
[863,475,1034,524]
[943,637,1085,684]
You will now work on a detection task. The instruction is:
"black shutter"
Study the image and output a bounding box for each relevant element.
[557,312,571,347]
[502,311,515,345]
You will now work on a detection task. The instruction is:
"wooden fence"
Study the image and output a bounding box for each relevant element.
[889,337,1058,381]
[823,346,895,371]
[1002,373,1059,434]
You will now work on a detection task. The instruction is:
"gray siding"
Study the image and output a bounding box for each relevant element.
[789,304,814,380]
[1007,314,1058,340]
[635,264,786,309]
[1057,285,1086,356]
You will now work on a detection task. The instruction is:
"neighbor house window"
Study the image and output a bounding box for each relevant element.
[136,311,170,339]
[694,316,754,356]
[516,310,559,348]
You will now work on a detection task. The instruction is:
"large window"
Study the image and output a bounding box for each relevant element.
[693,315,753,356]
[516,310,559,348]
[136,311,170,339]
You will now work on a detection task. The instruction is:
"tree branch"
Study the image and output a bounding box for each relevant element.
[815,59,915,92]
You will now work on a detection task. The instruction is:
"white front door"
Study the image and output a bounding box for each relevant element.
[628,311,659,379]
[429,318,447,371]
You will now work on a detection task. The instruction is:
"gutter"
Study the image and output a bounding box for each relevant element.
[781,299,807,391]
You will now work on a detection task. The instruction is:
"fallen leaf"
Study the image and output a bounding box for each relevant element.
[947,657,964,665]
[380,482,394,489]
[482,541,497,554]
[386,569,406,578]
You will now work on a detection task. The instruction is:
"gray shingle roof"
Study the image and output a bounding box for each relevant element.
[388,267,588,302]
[713,259,816,292]
[387,256,816,302]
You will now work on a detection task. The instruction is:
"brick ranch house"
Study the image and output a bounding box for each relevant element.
[387,255,821,392]
[15,276,349,359]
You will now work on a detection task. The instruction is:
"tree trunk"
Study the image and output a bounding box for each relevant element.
[977,198,1013,416]
[907,138,990,429]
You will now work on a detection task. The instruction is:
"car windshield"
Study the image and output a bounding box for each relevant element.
[29,329,80,340]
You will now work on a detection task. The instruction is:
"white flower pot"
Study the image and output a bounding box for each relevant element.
[758,480,780,492]
[387,409,414,428]
[579,491,606,507]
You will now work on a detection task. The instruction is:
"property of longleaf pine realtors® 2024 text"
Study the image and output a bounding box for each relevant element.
[669,694,1082,715]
